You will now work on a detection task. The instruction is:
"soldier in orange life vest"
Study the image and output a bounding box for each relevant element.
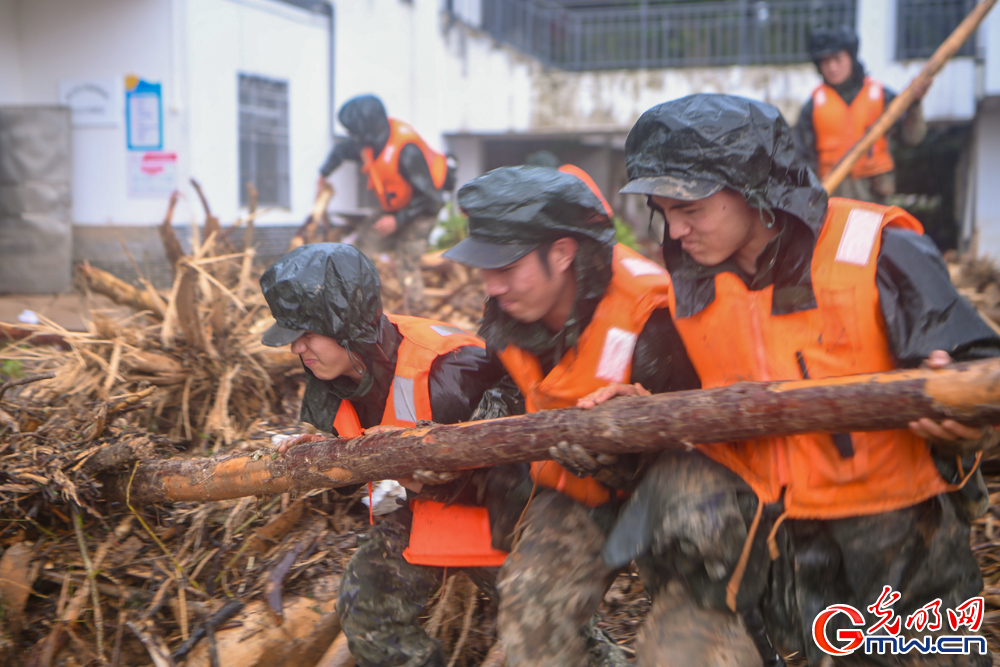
[317,95,453,316]
[260,243,521,667]
[442,166,700,667]
[793,27,928,204]
[591,94,1000,666]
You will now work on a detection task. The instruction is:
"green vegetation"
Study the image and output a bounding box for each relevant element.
[0,359,23,380]
[433,206,640,254]
[433,203,469,250]
[614,217,640,251]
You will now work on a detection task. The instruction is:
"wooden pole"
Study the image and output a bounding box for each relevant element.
[822,0,997,193]
[289,183,335,251]
[110,358,1000,504]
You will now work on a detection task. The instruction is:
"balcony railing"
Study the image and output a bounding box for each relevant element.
[454,0,857,71]
[896,0,975,60]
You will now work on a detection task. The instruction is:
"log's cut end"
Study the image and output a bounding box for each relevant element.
[925,358,1000,410]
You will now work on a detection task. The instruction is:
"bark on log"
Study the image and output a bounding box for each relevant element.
[111,358,1000,504]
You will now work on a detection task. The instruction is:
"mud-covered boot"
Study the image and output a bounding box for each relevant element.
[635,581,763,667]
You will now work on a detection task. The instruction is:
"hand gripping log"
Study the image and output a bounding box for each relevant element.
[113,358,1000,504]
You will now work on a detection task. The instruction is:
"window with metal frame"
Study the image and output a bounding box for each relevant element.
[896,0,975,60]
[239,74,291,208]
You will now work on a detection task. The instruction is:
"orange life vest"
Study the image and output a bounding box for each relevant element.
[559,164,614,218]
[812,78,895,180]
[498,244,674,507]
[670,198,947,520]
[332,314,508,567]
[359,118,448,213]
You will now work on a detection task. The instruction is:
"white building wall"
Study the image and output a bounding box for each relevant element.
[185,0,331,225]
[0,0,329,227]
[330,0,535,149]
[972,108,1000,261]
[10,0,178,225]
[0,0,24,105]
[327,0,824,205]
[983,1,1000,97]
[857,0,977,122]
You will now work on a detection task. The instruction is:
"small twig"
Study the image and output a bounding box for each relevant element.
[170,598,244,662]
[141,577,174,621]
[207,625,220,667]
[0,372,56,403]
[447,578,479,667]
[72,507,107,664]
[126,620,177,667]
[426,570,455,639]
[126,463,204,595]
[111,608,126,667]
[264,540,309,625]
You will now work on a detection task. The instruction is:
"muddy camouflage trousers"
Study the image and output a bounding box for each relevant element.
[336,509,497,667]
[614,451,992,667]
[497,490,629,667]
[338,502,630,667]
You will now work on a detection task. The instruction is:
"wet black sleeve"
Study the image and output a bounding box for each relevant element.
[427,345,510,424]
[394,143,443,230]
[631,307,701,393]
[793,99,819,173]
[319,137,362,177]
[876,228,1000,368]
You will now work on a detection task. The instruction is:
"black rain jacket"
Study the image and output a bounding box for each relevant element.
[319,95,442,231]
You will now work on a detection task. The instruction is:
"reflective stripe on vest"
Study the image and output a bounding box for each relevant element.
[670,198,946,520]
[812,78,895,180]
[328,315,504,567]
[332,314,483,434]
[360,118,448,213]
[498,244,674,506]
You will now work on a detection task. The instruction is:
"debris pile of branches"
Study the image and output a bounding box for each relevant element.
[948,252,1000,334]
[971,468,1000,652]
[0,369,504,666]
[0,475,502,666]
[1,185,295,453]
[0,372,174,518]
[373,250,485,332]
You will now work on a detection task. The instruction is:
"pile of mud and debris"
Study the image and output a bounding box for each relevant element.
[3,189,1000,666]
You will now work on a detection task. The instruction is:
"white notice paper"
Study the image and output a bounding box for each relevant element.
[127,152,177,198]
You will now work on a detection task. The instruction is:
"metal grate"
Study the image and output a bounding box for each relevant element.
[239,74,291,208]
[896,0,975,60]
[472,0,857,70]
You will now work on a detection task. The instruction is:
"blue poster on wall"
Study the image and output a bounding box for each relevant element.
[125,76,162,151]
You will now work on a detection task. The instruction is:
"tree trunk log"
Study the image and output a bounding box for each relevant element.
[111,358,1000,504]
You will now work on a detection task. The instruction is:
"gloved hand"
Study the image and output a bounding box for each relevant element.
[548,440,618,478]
[273,433,326,456]
[929,425,1000,457]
